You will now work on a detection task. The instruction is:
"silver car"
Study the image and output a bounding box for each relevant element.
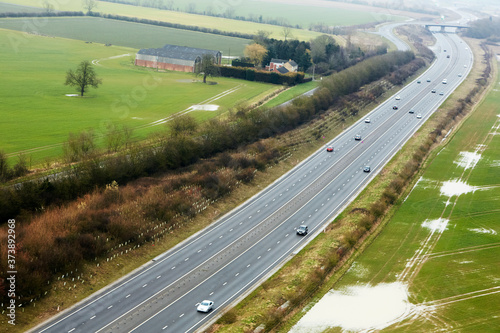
[197,300,214,312]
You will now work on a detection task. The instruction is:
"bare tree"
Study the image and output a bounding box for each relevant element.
[82,0,98,13]
[65,60,102,97]
[165,0,174,10]
[253,30,271,45]
[282,26,293,41]
[186,2,196,13]
[42,0,54,14]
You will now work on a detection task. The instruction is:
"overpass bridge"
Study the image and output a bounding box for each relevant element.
[424,24,469,33]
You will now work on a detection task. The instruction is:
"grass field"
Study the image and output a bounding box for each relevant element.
[291,67,500,332]
[0,28,280,165]
[86,0,404,28]
[2,0,328,41]
[0,16,250,55]
[0,2,43,13]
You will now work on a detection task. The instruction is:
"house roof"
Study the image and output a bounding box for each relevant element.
[277,66,289,74]
[270,58,288,64]
[137,44,220,61]
[287,60,298,67]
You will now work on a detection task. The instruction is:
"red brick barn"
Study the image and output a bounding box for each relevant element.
[135,44,222,73]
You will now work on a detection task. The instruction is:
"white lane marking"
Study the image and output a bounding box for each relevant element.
[179,313,184,318]
[108,305,113,309]
[235,273,239,277]
[68,329,75,333]
[162,325,168,330]
[157,275,161,279]
[223,282,227,286]
[171,266,176,270]
[90,316,96,320]
[142,284,147,288]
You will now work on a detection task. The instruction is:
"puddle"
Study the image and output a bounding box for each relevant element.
[188,104,219,111]
[468,228,497,235]
[290,282,413,333]
[440,179,477,197]
[454,151,482,170]
[422,218,449,233]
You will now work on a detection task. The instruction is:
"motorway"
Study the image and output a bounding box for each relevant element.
[32,28,473,333]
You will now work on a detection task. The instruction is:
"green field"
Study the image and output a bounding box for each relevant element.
[0,28,280,165]
[0,16,250,56]
[87,0,403,28]
[291,72,500,331]
[0,2,43,13]
[2,0,329,42]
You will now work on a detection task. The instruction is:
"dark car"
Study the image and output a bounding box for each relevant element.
[363,166,371,173]
[431,89,436,93]
[326,146,334,152]
[354,134,361,141]
[297,225,308,235]
[409,109,415,114]
[392,105,398,110]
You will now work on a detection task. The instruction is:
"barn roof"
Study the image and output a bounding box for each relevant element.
[137,44,220,61]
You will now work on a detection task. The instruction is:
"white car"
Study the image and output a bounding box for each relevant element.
[364,118,371,123]
[197,300,214,312]
[416,114,422,119]
[395,95,401,100]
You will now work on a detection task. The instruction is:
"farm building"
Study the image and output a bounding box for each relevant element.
[135,44,222,73]
[266,59,298,74]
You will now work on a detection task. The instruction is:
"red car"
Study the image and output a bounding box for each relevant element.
[326,146,334,152]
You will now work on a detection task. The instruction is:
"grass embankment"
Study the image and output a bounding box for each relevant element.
[208,38,496,332]
[262,80,319,108]
[0,28,279,165]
